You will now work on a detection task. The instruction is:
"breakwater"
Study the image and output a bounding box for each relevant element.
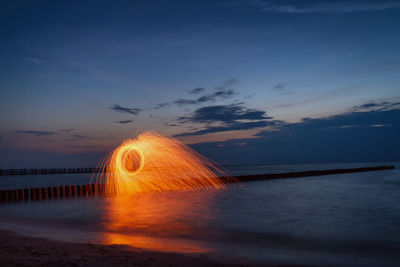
[0,167,103,176]
[0,165,394,203]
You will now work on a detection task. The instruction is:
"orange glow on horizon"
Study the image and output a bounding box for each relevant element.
[92,131,235,194]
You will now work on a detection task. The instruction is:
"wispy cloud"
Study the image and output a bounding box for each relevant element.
[370,124,392,128]
[73,134,93,139]
[273,82,286,91]
[232,1,400,13]
[16,130,55,136]
[116,120,133,124]
[174,89,235,106]
[111,104,142,115]
[352,101,400,112]
[189,87,205,94]
[272,82,291,95]
[174,120,272,137]
[154,79,239,109]
[153,102,170,110]
[243,93,255,99]
[214,78,239,91]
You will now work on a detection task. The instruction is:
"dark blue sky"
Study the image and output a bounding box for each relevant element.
[0,1,399,167]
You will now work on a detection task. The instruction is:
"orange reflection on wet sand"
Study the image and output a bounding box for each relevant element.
[100,189,221,253]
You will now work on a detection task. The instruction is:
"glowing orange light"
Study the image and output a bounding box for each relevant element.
[100,191,216,253]
[92,131,235,194]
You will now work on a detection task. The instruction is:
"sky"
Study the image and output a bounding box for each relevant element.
[0,0,399,168]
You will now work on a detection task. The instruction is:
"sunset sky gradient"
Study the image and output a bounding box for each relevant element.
[1,0,399,167]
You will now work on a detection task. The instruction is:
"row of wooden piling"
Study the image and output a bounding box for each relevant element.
[0,184,107,203]
[1,165,395,177]
[0,167,106,176]
[0,165,395,204]
[219,165,395,183]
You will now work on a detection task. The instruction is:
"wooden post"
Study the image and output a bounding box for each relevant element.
[30,188,35,201]
[71,185,76,197]
[53,186,59,199]
[65,185,71,198]
[82,185,88,196]
[91,184,97,196]
[60,186,66,198]
[24,189,29,201]
[15,189,22,201]
[47,187,53,199]
[98,184,104,196]
[41,188,47,200]
[76,185,82,196]
[36,188,42,200]
[7,190,14,202]
[0,191,7,202]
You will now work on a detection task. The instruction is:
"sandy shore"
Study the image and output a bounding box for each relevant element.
[0,230,262,266]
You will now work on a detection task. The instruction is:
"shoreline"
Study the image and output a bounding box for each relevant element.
[0,229,262,266]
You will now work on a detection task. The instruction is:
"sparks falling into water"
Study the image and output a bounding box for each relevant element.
[92,131,235,194]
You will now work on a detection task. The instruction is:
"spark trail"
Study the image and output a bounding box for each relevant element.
[92,131,235,194]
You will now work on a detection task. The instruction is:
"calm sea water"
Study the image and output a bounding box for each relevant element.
[0,162,399,266]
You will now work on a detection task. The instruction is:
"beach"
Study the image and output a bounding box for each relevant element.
[0,230,260,267]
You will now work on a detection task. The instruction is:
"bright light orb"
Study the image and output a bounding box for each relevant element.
[115,144,144,177]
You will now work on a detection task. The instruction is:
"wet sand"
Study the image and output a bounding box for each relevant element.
[0,230,260,266]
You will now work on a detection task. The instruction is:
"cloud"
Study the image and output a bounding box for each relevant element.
[244,93,255,99]
[174,120,272,137]
[236,142,247,146]
[370,124,391,128]
[235,1,400,13]
[116,120,133,124]
[352,101,400,112]
[73,134,92,139]
[272,83,291,95]
[189,88,205,94]
[214,78,239,91]
[16,130,55,136]
[273,83,287,92]
[111,104,141,115]
[153,102,170,110]
[190,104,400,164]
[174,89,235,106]
[179,104,271,123]
[175,104,276,136]
[153,79,239,109]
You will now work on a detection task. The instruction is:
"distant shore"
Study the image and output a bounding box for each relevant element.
[0,230,260,266]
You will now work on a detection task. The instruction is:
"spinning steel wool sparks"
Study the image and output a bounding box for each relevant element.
[92,131,234,194]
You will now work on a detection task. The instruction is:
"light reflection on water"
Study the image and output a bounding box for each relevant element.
[0,188,229,254]
[100,190,220,253]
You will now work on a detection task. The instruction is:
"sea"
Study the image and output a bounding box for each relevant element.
[0,162,399,266]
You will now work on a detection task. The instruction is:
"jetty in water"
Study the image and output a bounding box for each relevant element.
[0,167,103,176]
[0,165,395,203]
